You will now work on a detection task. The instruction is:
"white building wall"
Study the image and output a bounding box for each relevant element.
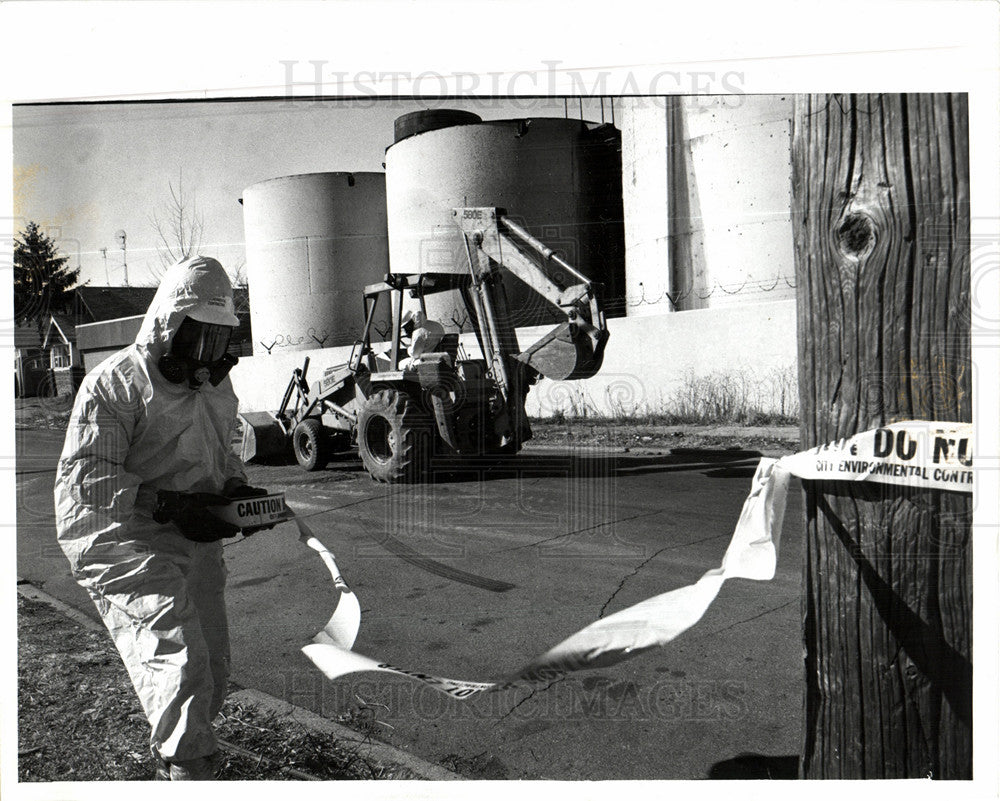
[673,96,796,308]
[524,299,797,419]
[230,299,798,420]
[621,95,796,314]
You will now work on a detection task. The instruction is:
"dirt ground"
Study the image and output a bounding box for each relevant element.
[16,593,419,781]
[529,418,800,455]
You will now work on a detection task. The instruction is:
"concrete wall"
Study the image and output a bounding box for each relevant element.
[230,343,356,413]
[673,96,796,309]
[620,100,671,316]
[230,298,798,420]
[522,298,797,418]
[620,96,796,315]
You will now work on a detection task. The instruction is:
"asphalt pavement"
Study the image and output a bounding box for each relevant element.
[16,428,804,780]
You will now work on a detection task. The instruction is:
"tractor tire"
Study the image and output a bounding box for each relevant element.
[293,418,330,471]
[357,389,431,483]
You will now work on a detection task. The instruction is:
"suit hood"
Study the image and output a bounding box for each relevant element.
[135,256,239,357]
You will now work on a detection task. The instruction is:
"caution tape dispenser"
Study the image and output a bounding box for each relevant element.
[208,492,293,530]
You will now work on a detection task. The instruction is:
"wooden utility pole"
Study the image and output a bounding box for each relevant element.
[791,94,971,779]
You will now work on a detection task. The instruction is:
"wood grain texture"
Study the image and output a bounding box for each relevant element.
[791,94,971,779]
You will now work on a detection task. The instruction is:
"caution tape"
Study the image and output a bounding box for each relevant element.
[779,420,973,490]
[294,420,973,699]
[293,515,495,699]
[293,516,360,652]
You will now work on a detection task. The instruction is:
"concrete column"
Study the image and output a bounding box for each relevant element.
[620,98,672,317]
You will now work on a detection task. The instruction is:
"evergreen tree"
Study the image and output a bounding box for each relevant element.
[14,221,80,327]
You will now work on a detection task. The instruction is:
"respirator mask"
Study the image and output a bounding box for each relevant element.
[158,316,238,389]
[401,309,422,339]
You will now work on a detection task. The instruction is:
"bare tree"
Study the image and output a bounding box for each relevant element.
[229,257,250,315]
[151,172,204,271]
[230,258,248,290]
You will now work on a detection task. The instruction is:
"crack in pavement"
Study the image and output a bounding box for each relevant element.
[598,546,672,619]
[491,509,663,554]
[495,676,568,724]
[595,529,738,619]
[694,598,798,639]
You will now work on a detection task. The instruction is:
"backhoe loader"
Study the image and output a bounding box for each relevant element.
[240,207,609,482]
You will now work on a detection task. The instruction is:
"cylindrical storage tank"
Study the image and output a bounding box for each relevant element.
[242,172,390,354]
[385,116,625,329]
[393,109,481,143]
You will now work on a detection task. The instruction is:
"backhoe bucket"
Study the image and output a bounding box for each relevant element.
[239,411,289,463]
[517,322,609,381]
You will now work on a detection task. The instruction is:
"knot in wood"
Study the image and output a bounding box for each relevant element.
[835,212,876,260]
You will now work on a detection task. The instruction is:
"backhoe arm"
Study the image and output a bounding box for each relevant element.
[455,207,609,381]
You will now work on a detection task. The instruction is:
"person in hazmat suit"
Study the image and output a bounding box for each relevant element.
[54,256,266,781]
[399,308,446,367]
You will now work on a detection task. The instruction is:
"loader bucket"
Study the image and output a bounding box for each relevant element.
[517,322,608,381]
[239,411,289,463]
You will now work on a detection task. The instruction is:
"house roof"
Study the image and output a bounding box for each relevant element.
[18,285,252,353]
[75,286,159,322]
[42,314,79,348]
[76,285,248,320]
[14,322,44,350]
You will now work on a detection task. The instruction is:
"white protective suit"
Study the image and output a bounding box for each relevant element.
[54,256,247,763]
[401,309,445,366]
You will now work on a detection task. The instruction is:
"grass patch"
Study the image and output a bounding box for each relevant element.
[17,593,417,781]
[648,368,799,426]
[539,367,800,427]
[18,594,155,781]
[215,704,420,780]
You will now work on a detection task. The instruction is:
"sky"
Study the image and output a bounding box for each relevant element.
[13,97,611,288]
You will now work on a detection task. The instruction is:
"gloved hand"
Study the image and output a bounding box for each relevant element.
[223,482,269,500]
[154,491,240,542]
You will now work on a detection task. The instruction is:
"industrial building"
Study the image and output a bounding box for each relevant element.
[63,96,798,420]
[230,95,798,422]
